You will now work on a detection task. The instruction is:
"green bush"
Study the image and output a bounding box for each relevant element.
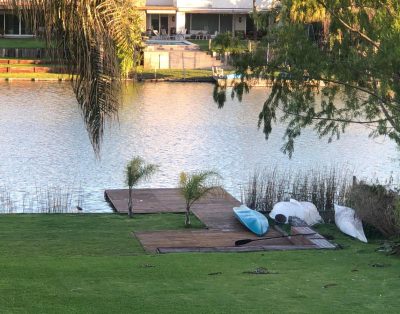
[348,182,400,238]
[210,32,246,54]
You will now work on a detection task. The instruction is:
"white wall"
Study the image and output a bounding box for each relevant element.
[175,12,186,33]
[175,0,276,10]
[146,0,175,5]
[233,14,246,31]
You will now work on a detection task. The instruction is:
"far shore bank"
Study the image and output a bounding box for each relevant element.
[0,68,218,83]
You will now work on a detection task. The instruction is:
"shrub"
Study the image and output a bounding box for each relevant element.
[210,32,245,54]
[348,182,400,238]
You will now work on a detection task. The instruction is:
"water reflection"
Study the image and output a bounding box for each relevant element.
[0,81,398,212]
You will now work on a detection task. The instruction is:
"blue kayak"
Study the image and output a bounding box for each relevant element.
[233,205,269,236]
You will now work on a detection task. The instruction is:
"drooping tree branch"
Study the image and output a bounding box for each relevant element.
[6,0,143,155]
[315,0,381,49]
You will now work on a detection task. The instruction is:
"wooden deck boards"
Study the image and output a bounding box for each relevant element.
[135,229,317,253]
[105,188,186,213]
[105,188,335,253]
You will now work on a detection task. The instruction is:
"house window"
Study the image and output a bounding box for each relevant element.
[191,14,218,33]
[219,14,233,33]
[21,15,31,35]
[0,11,4,35]
[150,14,159,31]
[5,14,19,35]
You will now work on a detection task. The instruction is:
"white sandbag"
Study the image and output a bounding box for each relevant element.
[334,204,367,243]
[290,199,323,226]
[269,201,304,224]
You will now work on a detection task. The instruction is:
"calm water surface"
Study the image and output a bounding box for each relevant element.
[0,82,398,212]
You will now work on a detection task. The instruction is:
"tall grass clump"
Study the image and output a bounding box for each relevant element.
[0,184,16,213]
[242,167,352,212]
[0,183,85,214]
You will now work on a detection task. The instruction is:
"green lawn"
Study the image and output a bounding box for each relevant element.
[0,214,399,313]
[189,40,210,51]
[0,63,53,67]
[0,38,46,49]
[138,68,214,81]
[0,69,213,81]
[0,73,69,79]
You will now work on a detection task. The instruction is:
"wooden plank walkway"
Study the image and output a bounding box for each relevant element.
[135,228,317,253]
[292,226,336,249]
[105,188,335,253]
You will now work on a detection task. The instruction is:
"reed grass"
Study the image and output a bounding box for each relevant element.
[0,184,85,214]
[242,167,353,212]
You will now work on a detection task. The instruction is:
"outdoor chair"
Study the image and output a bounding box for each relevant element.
[210,31,218,39]
[152,30,160,39]
[212,66,224,78]
[202,32,210,40]
[176,28,187,40]
[161,29,169,40]
[195,32,203,40]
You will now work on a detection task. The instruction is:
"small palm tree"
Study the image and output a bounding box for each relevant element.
[179,171,222,226]
[125,157,158,218]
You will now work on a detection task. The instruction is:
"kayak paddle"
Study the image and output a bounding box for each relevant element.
[235,232,316,246]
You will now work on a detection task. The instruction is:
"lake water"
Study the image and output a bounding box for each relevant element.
[0,81,398,213]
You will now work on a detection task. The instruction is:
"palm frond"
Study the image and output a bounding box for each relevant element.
[5,0,143,155]
[125,156,159,188]
[179,171,222,207]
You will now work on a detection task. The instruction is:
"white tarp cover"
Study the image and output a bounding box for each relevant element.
[290,199,323,226]
[334,204,368,243]
[269,199,323,226]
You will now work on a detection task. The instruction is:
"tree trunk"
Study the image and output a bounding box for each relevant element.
[185,207,191,226]
[253,0,257,41]
[128,188,133,218]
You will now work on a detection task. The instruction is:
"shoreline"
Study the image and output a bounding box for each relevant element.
[0,77,216,83]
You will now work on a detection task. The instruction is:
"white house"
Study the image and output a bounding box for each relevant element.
[0,0,278,38]
[0,0,32,37]
[144,0,277,36]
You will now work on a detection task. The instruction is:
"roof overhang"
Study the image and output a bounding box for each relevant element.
[147,9,176,14]
[178,8,253,14]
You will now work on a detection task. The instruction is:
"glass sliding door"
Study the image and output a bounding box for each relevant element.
[20,15,31,35]
[0,12,4,36]
[191,14,218,33]
[160,15,168,32]
[151,14,159,32]
[185,13,191,33]
[220,14,233,33]
[5,13,19,35]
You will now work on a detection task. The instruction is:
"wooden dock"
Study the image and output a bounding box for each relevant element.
[105,188,336,253]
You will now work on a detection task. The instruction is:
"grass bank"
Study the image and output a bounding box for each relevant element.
[189,39,210,51]
[0,69,215,81]
[0,73,70,80]
[0,38,46,49]
[0,214,399,313]
[137,68,214,81]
